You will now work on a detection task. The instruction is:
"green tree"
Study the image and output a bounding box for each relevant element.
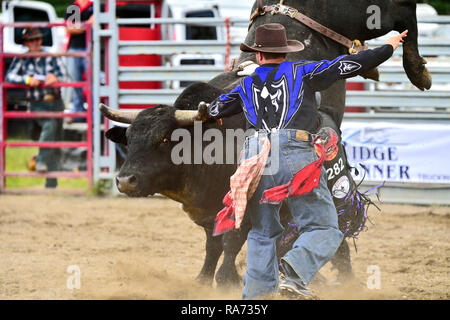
[43,0,73,18]
[417,0,450,14]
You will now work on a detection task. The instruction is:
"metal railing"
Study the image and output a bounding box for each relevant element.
[92,2,450,184]
[0,22,93,193]
[111,17,450,109]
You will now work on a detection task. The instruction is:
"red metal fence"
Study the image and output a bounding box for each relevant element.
[0,22,93,193]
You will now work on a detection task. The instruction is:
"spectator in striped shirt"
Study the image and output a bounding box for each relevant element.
[6,28,67,188]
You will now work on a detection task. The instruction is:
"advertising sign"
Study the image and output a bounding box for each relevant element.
[341,121,450,184]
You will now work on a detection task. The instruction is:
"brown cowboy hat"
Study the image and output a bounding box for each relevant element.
[240,23,304,53]
[19,28,44,43]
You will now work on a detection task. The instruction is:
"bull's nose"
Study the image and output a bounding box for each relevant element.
[116,175,138,193]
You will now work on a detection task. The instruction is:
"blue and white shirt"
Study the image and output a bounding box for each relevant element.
[6,52,67,102]
[208,44,394,132]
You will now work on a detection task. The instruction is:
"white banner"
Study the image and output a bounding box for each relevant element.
[340,121,450,184]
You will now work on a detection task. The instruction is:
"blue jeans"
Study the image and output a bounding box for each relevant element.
[67,48,86,112]
[30,98,64,188]
[242,129,343,300]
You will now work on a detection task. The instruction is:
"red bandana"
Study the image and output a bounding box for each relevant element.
[213,134,328,236]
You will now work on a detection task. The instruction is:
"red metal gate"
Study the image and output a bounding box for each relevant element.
[0,22,93,193]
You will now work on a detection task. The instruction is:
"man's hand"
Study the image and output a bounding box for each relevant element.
[65,26,86,35]
[45,73,59,85]
[65,15,94,35]
[28,77,41,87]
[386,30,408,51]
[237,61,259,77]
[197,101,210,122]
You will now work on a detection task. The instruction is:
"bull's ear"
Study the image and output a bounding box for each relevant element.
[105,126,127,145]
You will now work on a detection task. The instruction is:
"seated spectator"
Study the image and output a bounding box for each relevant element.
[6,28,66,188]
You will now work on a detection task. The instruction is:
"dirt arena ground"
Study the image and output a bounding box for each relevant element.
[0,193,448,300]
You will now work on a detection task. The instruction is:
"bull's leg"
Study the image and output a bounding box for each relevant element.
[196,227,224,286]
[330,239,355,283]
[215,222,250,288]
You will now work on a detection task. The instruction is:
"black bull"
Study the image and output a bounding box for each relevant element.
[241,0,431,129]
[106,83,367,286]
[104,0,430,286]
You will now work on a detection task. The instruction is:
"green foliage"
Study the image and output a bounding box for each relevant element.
[89,179,113,196]
[418,0,450,14]
[43,0,73,18]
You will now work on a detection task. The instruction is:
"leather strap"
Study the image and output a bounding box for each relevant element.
[250,0,265,22]
[250,4,368,54]
[295,129,311,142]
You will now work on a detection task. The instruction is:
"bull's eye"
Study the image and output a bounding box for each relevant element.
[163,138,169,143]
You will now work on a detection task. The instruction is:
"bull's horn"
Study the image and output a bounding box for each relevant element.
[174,110,202,126]
[98,103,140,124]
[174,101,209,126]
